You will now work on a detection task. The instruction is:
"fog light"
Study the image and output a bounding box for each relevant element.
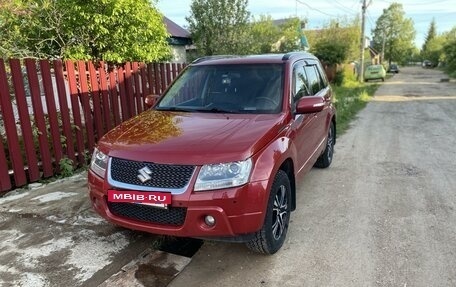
[204,215,216,227]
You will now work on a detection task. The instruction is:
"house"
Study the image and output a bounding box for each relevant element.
[163,17,192,63]
[368,46,381,65]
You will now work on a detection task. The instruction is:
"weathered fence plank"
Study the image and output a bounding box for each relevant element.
[77,61,95,153]
[40,60,65,167]
[54,60,76,163]
[0,135,10,191]
[98,62,112,132]
[0,59,27,187]
[154,63,162,95]
[132,62,143,114]
[25,59,53,177]
[108,67,121,126]
[10,59,40,181]
[65,60,86,165]
[117,66,130,121]
[88,62,104,140]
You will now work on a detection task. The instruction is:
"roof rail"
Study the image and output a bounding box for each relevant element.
[192,55,239,64]
[282,51,310,61]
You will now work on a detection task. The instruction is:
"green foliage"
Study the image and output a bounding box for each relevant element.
[59,157,74,177]
[422,19,437,55]
[247,15,281,54]
[443,27,456,73]
[371,3,416,65]
[333,70,344,86]
[186,0,250,56]
[306,18,360,62]
[247,17,307,54]
[423,34,447,65]
[312,40,349,65]
[272,18,303,53]
[332,78,379,135]
[420,19,447,66]
[0,0,171,62]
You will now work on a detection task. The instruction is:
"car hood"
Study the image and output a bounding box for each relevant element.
[99,110,286,165]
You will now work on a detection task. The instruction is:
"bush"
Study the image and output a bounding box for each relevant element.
[333,70,344,86]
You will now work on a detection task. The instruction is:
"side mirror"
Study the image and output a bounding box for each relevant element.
[295,96,325,114]
[145,94,160,108]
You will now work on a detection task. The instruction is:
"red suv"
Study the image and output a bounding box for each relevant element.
[88,52,336,254]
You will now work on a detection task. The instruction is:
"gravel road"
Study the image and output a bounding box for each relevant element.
[170,66,456,287]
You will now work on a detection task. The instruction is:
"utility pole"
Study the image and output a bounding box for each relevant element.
[359,0,367,82]
[381,31,386,64]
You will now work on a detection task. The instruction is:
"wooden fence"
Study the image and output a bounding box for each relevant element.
[0,59,185,193]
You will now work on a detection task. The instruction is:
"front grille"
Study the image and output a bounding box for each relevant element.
[108,202,187,226]
[110,157,195,189]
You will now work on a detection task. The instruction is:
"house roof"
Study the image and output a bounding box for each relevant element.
[272,17,303,27]
[163,16,190,39]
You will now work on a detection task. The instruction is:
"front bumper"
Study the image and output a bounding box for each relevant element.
[88,170,269,238]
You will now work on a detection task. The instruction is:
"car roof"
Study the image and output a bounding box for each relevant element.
[191,52,318,66]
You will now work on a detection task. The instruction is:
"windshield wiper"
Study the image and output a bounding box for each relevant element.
[195,107,240,114]
[155,107,195,112]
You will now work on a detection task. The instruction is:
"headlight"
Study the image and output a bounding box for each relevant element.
[194,158,253,191]
[90,148,109,178]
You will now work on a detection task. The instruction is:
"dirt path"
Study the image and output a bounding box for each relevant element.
[170,67,456,287]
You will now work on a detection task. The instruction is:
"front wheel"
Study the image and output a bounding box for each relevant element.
[314,121,335,168]
[246,170,291,255]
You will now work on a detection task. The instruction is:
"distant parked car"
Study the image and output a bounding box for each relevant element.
[422,60,433,68]
[364,65,386,82]
[388,64,399,73]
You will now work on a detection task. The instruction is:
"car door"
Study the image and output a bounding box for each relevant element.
[290,60,322,171]
[306,61,332,148]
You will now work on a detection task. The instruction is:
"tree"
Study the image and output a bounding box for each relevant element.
[272,17,303,53]
[186,0,250,56]
[422,18,437,55]
[312,40,348,65]
[0,0,171,62]
[443,27,456,72]
[423,34,447,66]
[307,17,360,62]
[247,15,281,54]
[371,3,416,65]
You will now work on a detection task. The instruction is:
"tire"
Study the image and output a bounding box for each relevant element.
[246,170,291,255]
[314,121,335,168]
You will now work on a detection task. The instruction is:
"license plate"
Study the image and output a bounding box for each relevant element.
[107,190,172,205]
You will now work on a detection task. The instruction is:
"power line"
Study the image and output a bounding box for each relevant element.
[377,0,452,5]
[332,0,357,15]
[366,10,376,29]
[295,0,337,17]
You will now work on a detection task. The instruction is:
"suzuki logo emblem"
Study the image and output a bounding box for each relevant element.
[137,166,152,183]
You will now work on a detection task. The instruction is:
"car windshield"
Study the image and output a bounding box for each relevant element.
[368,65,382,71]
[156,64,284,114]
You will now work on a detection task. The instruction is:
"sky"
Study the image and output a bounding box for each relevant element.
[156,0,456,49]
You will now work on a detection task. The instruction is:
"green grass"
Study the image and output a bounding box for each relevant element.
[332,79,380,136]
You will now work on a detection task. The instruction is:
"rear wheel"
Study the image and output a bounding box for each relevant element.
[314,121,335,168]
[246,170,291,254]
